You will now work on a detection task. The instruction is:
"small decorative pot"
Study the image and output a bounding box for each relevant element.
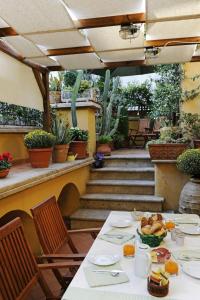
[69,141,87,159]
[179,178,200,215]
[28,148,53,168]
[53,144,69,163]
[0,169,10,178]
[97,143,111,156]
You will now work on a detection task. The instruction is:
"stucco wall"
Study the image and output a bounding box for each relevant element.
[0,51,43,111]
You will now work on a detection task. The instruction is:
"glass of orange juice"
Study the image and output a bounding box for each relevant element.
[165,260,179,275]
[123,243,135,257]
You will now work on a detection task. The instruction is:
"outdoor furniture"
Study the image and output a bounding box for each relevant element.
[128,118,157,147]
[61,211,200,300]
[31,196,100,289]
[0,217,82,300]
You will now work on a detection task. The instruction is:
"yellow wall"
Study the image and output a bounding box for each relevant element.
[56,106,97,156]
[0,133,28,161]
[181,62,200,114]
[0,164,90,254]
[0,51,43,110]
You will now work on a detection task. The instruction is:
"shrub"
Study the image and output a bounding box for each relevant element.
[177,149,200,178]
[69,127,88,141]
[98,135,113,144]
[24,130,56,149]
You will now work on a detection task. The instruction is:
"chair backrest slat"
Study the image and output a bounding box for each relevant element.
[31,196,68,254]
[0,218,38,300]
[138,118,150,133]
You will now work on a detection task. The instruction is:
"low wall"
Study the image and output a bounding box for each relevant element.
[154,161,189,211]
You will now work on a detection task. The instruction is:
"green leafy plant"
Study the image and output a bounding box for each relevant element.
[69,127,88,141]
[98,135,112,144]
[177,149,200,178]
[24,130,56,149]
[79,80,91,93]
[52,117,71,145]
[0,152,12,170]
[71,71,83,128]
[49,73,64,91]
[181,112,200,140]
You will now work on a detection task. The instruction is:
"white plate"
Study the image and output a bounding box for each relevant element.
[182,261,200,279]
[87,254,120,266]
[179,225,200,235]
[110,219,132,228]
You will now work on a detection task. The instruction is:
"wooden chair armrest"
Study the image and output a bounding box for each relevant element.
[68,228,101,234]
[39,253,86,260]
[38,261,82,270]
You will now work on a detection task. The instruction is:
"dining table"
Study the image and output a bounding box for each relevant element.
[61,211,200,300]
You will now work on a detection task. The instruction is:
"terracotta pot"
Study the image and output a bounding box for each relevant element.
[53,144,69,163]
[0,169,10,178]
[97,143,111,156]
[179,178,200,215]
[194,140,200,148]
[49,91,61,103]
[69,141,87,159]
[28,148,53,168]
[148,144,188,160]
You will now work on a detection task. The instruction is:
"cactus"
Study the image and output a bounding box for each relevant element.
[100,70,122,137]
[71,71,83,127]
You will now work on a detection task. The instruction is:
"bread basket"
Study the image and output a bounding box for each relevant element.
[137,228,167,247]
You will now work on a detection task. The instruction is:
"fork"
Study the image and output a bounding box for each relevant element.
[92,269,125,277]
[103,234,124,239]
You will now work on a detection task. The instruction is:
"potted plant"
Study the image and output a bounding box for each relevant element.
[147,127,189,160]
[69,127,88,159]
[0,152,12,178]
[181,113,200,148]
[177,149,200,214]
[52,117,72,163]
[97,135,113,156]
[49,73,64,104]
[92,152,104,168]
[24,130,56,168]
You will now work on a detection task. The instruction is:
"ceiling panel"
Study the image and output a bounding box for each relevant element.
[86,25,144,51]
[25,56,59,67]
[98,49,145,62]
[146,45,196,65]
[0,0,74,34]
[3,36,44,57]
[0,17,9,28]
[65,0,145,19]
[26,30,90,50]
[147,0,200,19]
[56,53,103,69]
[146,19,200,40]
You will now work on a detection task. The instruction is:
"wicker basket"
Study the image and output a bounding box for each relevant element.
[148,278,169,297]
[148,144,188,160]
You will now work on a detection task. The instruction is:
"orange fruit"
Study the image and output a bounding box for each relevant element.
[165,260,178,275]
[165,221,175,231]
[123,244,135,257]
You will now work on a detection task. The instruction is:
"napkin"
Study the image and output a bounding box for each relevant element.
[99,229,135,245]
[164,214,200,224]
[83,262,129,287]
[172,249,200,261]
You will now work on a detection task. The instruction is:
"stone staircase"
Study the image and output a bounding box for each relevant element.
[70,153,164,229]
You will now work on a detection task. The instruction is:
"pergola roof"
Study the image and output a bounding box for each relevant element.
[0,0,200,72]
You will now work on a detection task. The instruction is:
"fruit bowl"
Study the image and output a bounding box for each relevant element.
[137,229,167,247]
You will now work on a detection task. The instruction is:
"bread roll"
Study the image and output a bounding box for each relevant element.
[141,225,151,235]
[141,217,148,228]
[150,222,162,234]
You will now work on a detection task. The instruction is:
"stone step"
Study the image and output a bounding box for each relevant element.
[80,193,164,211]
[104,155,153,168]
[70,208,111,229]
[90,167,154,180]
[86,180,155,195]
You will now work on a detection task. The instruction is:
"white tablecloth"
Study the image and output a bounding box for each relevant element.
[62,211,200,300]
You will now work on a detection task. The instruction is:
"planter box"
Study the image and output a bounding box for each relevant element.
[61,88,98,102]
[148,144,188,160]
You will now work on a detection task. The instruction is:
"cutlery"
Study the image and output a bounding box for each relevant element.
[178,255,200,261]
[92,269,125,277]
[103,234,124,239]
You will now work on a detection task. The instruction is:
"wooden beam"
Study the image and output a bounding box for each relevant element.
[103,60,145,68]
[76,13,145,29]
[0,27,18,37]
[47,46,94,56]
[145,37,200,48]
[42,72,51,132]
[32,69,46,99]
[191,56,200,62]
[147,14,200,24]
[0,40,47,73]
[48,66,64,71]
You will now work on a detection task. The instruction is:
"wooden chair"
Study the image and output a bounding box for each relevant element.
[30,196,100,288]
[0,217,82,300]
[129,118,157,147]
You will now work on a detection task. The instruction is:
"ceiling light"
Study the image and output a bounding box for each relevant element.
[119,24,141,40]
[145,47,161,59]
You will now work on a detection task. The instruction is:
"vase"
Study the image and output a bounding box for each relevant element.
[97,143,111,156]
[179,178,200,215]
[28,148,53,168]
[0,169,10,178]
[53,144,69,163]
[69,141,87,159]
